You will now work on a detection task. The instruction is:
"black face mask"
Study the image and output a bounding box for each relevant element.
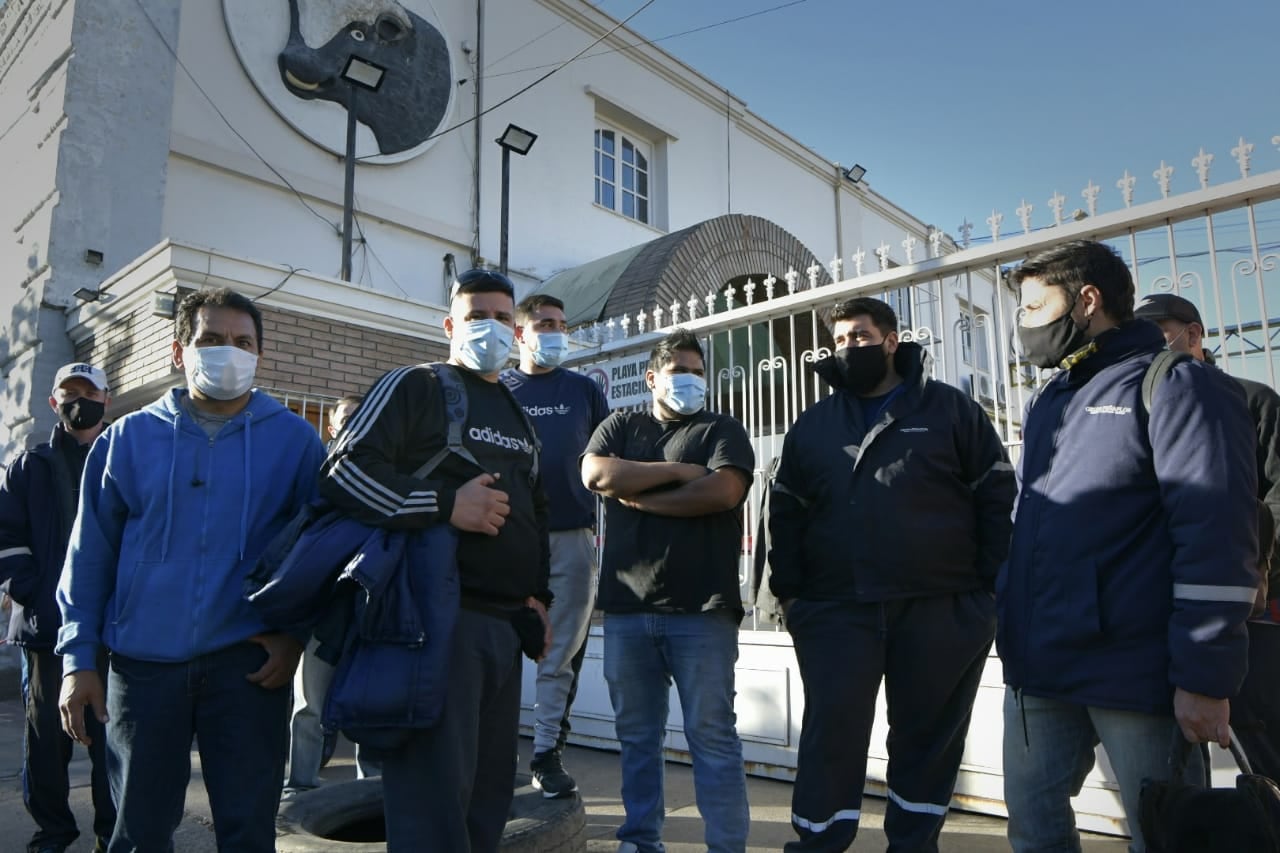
[833,344,890,395]
[58,398,105,432]
[1017,307,1090,369]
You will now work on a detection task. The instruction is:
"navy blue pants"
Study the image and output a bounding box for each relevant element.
[1233,621,1280,781]
[22,646,115,852]
[786,593,995,853]
[105,642,289,853]
[369,608,523,853]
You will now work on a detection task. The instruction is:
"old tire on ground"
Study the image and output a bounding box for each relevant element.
[276,774,586,852]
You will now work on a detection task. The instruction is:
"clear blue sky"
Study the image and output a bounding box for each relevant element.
[586,0,1280,245]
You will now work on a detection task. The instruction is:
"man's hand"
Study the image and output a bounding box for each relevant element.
[59,670,108,745]
[525,596,553,663]
[451,473,511,536]
[246,633,304,690]
[1174,687,1231,746]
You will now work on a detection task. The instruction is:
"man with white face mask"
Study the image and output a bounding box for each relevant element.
[56,288,326,852]
[320,268,552,852]
[501,294,608,799]
[582,328,755,853]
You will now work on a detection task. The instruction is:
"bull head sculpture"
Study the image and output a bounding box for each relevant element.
[278,0,453,156]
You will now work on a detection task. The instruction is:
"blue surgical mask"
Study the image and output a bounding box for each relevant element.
[661,373,706,416]
[529,332,568,368]
[185,345,258,400]
[453,319,514,374]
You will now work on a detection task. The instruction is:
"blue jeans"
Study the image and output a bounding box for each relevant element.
[105,642,290,853]
[286,637,379,791]
[603,611,750,853]
[1002,689,1185,853]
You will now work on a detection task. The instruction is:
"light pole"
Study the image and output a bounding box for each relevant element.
[496,123,537,275]
[339,55,386,282]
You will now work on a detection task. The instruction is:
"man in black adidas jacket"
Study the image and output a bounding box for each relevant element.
[1135,291,1280,781]
[319,269,551,853]
[768,297,1015,852]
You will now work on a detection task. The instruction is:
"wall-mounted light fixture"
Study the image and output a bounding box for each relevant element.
[843,164,867,184]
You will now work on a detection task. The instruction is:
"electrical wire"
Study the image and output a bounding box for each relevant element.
[251,265,306,303]
[485,0,812,80]
[356,0,658,159]
[128,0,338,233]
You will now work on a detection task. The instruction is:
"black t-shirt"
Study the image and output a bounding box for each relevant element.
[584,410,755,618]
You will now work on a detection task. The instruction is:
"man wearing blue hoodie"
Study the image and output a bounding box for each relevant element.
[56,288,326,853]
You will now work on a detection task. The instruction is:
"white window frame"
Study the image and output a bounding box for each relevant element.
[594,123,652,225]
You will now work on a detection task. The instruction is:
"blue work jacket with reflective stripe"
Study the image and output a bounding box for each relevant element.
[997,320,1259,713]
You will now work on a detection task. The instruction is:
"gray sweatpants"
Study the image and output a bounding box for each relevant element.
[532,528,598,754]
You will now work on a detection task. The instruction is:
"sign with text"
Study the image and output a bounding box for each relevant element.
[582,353,652,410]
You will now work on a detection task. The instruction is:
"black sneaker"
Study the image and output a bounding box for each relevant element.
[530,749,577,798]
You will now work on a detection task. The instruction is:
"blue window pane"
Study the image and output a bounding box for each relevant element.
[594,129,600,148]
[601,184,615,209]
[594,150,600,178]
[635,149,648,171]
[595,179,602,205]
[599,130,615,155]
[602,154,615,178]
[623,192,634,219]
[623,165,634,191]
[637,170,648,196]
[638,198,648,223]
[622,139,635,165]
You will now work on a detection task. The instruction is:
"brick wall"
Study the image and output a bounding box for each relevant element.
[76,301,450,403]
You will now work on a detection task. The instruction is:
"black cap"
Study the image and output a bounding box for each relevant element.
[1134,293,1202,326]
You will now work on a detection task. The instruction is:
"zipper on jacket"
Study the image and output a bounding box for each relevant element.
[1018,380,1073,689]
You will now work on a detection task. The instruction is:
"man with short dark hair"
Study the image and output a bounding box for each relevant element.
[57,288,325,853]
[1135,291,1280,780]
[0,363,116,853]
[1000,240,1259,851]
[767,296,1015,851]
[503,293,609,798]
[320,268,552,851]
[582,328,754,853]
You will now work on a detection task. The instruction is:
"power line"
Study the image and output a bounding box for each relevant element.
[128,0,338,233]
[485,0,812,80]
[357,0,658,159]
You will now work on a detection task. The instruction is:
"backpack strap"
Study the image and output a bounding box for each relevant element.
[410,363,480,479]
[1140,350,1194,416]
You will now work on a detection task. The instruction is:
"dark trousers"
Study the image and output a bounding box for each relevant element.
[785,592,995,853]
[370,608,523,853]
[105,643,290,853]
[21,647,115,852]
[1232,621,1280,780]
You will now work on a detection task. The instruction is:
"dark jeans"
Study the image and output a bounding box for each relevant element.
[368,608,523,853]
[105,642,290,853]
[21,647,115,852]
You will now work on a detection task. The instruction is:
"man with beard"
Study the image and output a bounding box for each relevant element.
[767,297,1015,852]
[1000,240,1258,851]
[582,328,754,853]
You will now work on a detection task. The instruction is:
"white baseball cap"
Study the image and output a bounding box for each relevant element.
[52,362,109,394]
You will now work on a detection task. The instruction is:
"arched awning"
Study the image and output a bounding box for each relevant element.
[537,214,831,326]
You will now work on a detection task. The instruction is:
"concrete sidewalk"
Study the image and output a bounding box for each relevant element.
[0,659,1128,851]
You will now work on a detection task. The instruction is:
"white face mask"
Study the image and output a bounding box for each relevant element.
[660,373,706,416]
[185,345,258,400]
[528,332,568,368]
[452,319,514,374]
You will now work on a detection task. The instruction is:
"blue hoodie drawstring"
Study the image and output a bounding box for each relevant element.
[240,410,253,561]
[162,413,179,561]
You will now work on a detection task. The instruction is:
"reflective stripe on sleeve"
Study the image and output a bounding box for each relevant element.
[1172,583,1259,604]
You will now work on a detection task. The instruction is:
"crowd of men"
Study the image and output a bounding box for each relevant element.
[0,237,1274,852]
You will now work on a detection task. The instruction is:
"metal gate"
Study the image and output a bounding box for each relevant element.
[521,141,1280,834]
